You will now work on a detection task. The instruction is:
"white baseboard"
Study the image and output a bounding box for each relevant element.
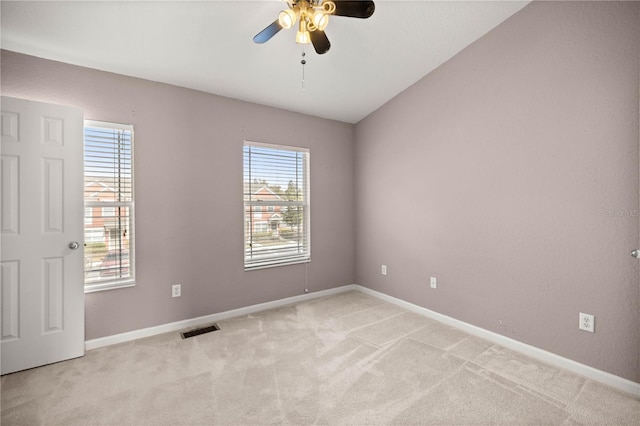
[85,284,357,351]
[354,285,640,398]
[85,282,639,398]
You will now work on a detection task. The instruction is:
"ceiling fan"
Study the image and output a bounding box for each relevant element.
[253,0,375,55]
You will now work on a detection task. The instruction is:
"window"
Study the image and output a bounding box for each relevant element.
[243,141,310,270]
[83,120,135,292]
[102,206,115,217]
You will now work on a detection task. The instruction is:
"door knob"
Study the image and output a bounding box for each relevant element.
[631,249,639,258]
[68,241,80,250]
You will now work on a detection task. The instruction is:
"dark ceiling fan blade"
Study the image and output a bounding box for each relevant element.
[310,30,331,55]
[253,19,284,43]
[333,1,375,19]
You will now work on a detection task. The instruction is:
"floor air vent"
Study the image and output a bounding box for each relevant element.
[181,323,220,339]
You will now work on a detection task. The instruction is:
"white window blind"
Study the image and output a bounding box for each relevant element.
[84,120,135,291]
[243,142,310,270]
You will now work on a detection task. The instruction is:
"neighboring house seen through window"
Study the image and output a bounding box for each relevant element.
[84,120,135,292]
[243,141,310,270]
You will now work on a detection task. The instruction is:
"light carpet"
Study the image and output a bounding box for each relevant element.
[1,290,639,425]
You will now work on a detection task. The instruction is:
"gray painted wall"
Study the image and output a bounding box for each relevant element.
[354,1,639,382]
[2,1,639,383]
[1,49,356,341]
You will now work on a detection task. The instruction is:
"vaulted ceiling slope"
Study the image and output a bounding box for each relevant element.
[1,1,529,123]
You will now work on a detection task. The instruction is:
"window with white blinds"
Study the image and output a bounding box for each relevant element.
[243,142,310,270]
[83,120,135,292]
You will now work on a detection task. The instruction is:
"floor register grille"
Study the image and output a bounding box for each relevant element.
[180,324,220,339]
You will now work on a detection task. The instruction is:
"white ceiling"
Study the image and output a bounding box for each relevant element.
[1,0,529,123]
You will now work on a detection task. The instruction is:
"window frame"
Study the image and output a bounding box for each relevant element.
[243,141,311,271]
[83,120,136,293]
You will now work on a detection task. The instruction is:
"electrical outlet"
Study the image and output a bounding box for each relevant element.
[579,312,594,332]
[381,265,387,275]
[172,284,181,298]
[430,276,437,289]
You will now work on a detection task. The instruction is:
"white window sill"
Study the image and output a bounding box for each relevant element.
[85,279,136,293]
[244,258,310,271]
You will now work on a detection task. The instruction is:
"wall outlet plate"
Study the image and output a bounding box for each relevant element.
[381,265,387,276]
[430,276,437,289]
[579,312,594,332]
[172,284,181,298]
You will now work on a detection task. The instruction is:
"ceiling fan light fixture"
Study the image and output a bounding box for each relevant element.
[296,20,311,44]
[278,8,297,29]
[253,0,374,54]
[312,10,329,31]
[321,1,336,15]
[296,31,311,44]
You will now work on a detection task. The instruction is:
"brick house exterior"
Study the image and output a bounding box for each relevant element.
[245,185,284,236]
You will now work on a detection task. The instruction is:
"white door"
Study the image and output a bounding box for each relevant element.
[1,96,85,375]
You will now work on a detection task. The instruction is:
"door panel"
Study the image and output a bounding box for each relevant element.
[1,96,84,375]
[1,260,19,341]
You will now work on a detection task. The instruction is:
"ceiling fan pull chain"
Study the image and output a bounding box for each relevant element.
[301,49,306,91]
